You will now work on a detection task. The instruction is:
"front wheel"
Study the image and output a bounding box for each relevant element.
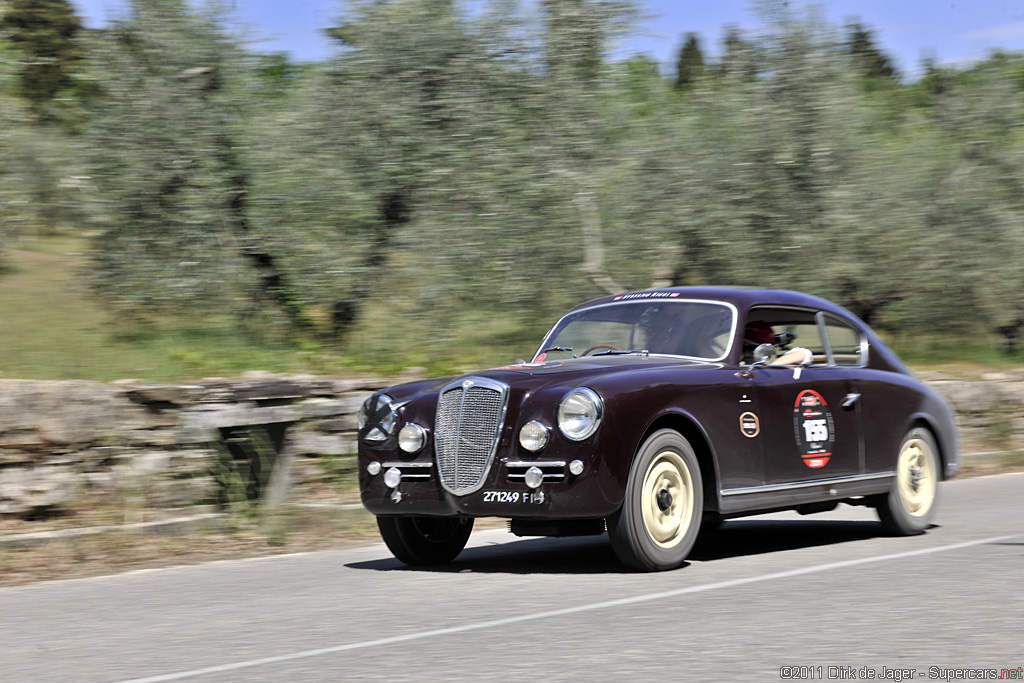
[377,516,474,565]
[875,427,940,535]
[608,429,704,571]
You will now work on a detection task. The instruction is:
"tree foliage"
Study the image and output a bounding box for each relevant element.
[3,0,1024,361]
[0,0,83,121]
[674,32,704,91]
[82,0,309,327]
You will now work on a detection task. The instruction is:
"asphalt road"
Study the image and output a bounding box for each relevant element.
[2,472,1022,683]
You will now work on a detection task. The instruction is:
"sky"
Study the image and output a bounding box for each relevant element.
[69,0,1024,76]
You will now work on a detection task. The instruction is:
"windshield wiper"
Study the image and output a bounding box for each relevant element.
[591,349,649,357]
[539,346,577,358]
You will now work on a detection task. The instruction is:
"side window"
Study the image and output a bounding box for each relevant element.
[745,307,826,365]
[781,322,827,366]
[824,315,866,366]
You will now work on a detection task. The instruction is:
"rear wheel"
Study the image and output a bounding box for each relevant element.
[876,427,940,535]
[608,429,703,571]
[377,516,474,565]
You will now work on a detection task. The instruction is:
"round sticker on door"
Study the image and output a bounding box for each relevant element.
[739,411,760,438]
[793,389,834,468]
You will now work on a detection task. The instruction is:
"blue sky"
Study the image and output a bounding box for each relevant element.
[70,0,1024,75]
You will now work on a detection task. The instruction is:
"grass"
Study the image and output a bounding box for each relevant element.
[0,235,543,382]
[890,337,1024,370]
[0,237,310,382]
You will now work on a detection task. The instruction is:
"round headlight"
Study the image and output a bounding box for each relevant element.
[519,421,549,452]
[398,424,427,453]
[361,393,396,443]
[558,388,603,441]
[377,394,395,434]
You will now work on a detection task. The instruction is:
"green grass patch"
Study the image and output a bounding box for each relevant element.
[0,237,354,381]
[0,238,284,381]
[0,235,544,383]
[3,235,1023,383]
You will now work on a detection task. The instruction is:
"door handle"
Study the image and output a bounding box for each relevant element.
[842,393,861,409]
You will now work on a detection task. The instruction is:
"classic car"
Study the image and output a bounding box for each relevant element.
[358,287,959,571]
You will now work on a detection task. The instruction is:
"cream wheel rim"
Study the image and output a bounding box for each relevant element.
[897,438,936,517]
[640,450,694,548]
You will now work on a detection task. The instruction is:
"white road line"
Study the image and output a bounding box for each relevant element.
[115,533,1017,683]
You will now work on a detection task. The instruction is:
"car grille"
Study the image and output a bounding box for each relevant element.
[434,377,509,495]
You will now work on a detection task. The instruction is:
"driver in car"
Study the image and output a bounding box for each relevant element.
[743,321,813,366]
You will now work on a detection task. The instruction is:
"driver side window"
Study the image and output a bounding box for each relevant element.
[745,308,826,365]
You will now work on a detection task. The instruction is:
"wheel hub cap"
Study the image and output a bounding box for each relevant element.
[641,450,694,548]
[897,439,936,517]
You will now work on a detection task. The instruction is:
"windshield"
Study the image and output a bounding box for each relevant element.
[535,300,737,361]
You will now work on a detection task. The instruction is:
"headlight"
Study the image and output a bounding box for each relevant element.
[361,393,395,443]
[519,421,549,452]
[557,388,603,441]
[398,424,427,453]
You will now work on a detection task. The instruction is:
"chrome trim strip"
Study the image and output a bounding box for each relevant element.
[382,462,433,468]
[505,461,567,469]
[508,474,564,480]
[721,472,894,496]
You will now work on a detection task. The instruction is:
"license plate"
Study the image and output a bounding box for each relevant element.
[481,490,544,504]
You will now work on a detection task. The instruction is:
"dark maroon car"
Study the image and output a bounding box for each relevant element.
[358,287,959,571]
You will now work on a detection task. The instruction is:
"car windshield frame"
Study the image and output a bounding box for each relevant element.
[534,299,738,363]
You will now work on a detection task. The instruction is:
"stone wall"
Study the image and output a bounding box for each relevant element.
[920,370,1024,453]
[1,370,1022,519]
[0,375,390,517]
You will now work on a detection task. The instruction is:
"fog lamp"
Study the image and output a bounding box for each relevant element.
[519,421,549,452]
[524,466,544,489]
[398,424,427,453]
[569,459,584,476]
[383,467,402,489]
[367,461,382,476]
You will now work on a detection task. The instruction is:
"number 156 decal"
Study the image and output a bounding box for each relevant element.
[793,389,835,468]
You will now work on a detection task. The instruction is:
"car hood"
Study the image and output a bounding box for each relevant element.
[386,355,723,402]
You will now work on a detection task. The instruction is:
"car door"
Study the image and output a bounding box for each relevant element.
[745,308,864,485]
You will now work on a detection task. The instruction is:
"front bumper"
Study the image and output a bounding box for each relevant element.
[359,448,622,519]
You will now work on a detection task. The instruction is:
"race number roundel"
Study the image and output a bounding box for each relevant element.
[793,389,834,468]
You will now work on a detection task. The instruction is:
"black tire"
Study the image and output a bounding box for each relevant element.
[608,429,704,571]
[377,516,474,565]
[876,427,940,535]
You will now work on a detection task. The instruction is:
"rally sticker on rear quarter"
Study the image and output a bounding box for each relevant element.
[793,389,834,468]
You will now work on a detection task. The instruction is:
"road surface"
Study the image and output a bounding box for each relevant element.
[1,472,1021,682]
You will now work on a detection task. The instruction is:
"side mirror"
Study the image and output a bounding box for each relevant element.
[735,343,776,379]
[753,343,776,364]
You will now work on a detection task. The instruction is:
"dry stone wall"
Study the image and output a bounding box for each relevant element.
[0,370,1022,519]
[0,375,390,517]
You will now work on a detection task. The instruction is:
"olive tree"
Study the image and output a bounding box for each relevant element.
[82,0,307,326]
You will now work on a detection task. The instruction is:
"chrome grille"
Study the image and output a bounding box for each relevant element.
[434,377,509,495]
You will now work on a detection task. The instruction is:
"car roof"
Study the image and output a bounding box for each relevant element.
[570,287,859,322]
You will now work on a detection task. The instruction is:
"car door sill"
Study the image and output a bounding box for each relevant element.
[718,472,894,514]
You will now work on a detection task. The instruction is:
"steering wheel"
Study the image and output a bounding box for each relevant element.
[581,343,622,356]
